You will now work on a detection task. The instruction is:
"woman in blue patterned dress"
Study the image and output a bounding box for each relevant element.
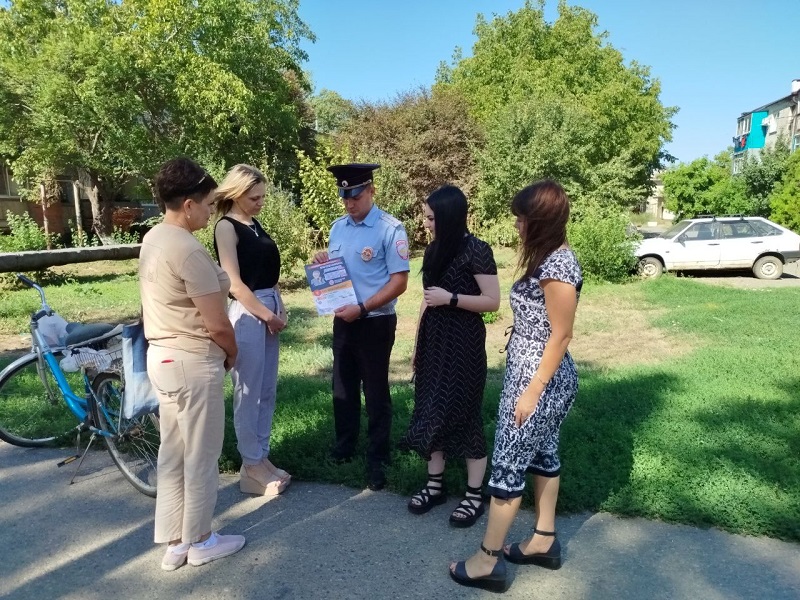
[449,180,583,592]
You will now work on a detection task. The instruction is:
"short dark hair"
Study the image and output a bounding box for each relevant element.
[155,157,218,210]
[421,184,469,285]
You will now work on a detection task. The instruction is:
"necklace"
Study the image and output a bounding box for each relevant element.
[247,221,258,237]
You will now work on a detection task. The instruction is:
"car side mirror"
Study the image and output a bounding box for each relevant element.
[676,233,686,243]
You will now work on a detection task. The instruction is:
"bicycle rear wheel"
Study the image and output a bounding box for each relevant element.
[91,372,159,497]
[0,352,77,446]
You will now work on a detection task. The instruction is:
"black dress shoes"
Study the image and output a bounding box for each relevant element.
[367,467,386,491]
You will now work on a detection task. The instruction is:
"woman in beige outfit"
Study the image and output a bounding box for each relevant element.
[139,157,244,571]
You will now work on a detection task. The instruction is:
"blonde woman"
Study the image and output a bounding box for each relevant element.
[213,164,290,496]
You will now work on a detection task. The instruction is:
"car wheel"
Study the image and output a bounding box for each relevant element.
[752,256,783,280]
[638,257,664,278]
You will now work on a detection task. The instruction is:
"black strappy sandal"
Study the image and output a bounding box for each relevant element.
[449,485,485,528]
[504,528,562,569]
[449,544,507,592]
[407,472,447,514]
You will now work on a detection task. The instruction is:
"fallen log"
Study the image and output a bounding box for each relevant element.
[0,244,141,273]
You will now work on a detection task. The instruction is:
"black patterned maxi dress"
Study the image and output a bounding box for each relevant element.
[488,248,583,499]
[400,235,497,461]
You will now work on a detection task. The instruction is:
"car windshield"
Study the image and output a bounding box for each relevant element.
[660,220,692,238]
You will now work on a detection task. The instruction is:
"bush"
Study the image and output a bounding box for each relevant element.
[568,203,638,282]
[474,217,518,248]
[0,211,57,252]
[297,146,343,240]
[110,227,139,244]
[256,188,313,277]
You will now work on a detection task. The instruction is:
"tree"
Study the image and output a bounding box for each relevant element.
[473,96,646,225]
[309,89,357,135]
[438,0,675,217]
[333,87,483,242]
[740,140,790,215]
[769,150,800,231]
[663,145,790,219]
[0,0,314,238]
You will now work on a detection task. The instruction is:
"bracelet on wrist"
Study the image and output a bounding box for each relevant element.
[534,373,549,386]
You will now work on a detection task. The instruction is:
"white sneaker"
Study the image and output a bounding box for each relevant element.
[161,545,189,571]
[187,533,246,566]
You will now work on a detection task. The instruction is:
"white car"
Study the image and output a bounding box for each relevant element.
[636,216,800,280]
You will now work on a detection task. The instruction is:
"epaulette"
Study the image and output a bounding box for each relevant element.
[379,212,402,228]
[331,214,348,225]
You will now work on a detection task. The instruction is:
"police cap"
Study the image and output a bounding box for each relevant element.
[327,163,381,199]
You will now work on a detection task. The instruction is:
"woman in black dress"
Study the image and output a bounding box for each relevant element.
[400,185,500,527]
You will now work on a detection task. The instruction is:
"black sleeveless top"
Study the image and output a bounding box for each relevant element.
[213,216,281,290]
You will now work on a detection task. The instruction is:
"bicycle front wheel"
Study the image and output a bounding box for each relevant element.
[90,372,159,497]
[0,352,77,446]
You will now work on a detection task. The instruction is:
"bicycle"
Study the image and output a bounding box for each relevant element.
[0,273,159,497]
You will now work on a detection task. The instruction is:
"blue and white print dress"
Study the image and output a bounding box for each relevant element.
[488,248,583,499]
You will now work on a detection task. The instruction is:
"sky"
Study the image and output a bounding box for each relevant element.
[298,0,799,165]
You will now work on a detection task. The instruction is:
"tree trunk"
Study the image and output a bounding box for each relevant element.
[39,183,53,250]
[71,180,84,244]
[77,168,114,243]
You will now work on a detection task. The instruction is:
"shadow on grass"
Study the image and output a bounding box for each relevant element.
[558,366,675,513]
[252,361,676,518]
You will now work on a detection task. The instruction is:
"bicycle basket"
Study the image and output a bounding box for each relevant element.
[61,341,123,376]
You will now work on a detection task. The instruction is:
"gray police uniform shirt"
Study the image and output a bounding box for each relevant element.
[328,203,410,317]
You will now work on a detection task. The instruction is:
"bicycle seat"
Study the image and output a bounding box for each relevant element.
[64,323,119,346]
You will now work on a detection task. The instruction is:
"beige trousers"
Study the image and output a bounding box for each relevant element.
[147,345,225,544]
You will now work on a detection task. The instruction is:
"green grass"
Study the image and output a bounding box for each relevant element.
[1,256,798,540]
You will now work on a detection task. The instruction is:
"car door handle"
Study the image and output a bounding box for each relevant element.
[751,241,763,244]
[707,243,720,246]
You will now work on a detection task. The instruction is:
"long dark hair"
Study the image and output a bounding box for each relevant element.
[512,180,569,278]
[421,185,469,285]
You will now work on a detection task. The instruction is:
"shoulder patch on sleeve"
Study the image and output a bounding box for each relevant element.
[379,212,402,228]
[395,239,409,260]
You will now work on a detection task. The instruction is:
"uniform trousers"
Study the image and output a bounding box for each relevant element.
[228,288,280,466]
[331,314,397,467]
[147,345,225,544]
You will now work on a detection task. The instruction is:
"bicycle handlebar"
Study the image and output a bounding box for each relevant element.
[16,273,53,320]
[16,273,37,289]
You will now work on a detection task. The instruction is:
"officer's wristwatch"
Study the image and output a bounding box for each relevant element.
[358,302,368,318]
[450,293,458,307]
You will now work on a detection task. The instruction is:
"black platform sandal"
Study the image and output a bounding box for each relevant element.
[449,544,507,593]
[449,485,485,528]
[407,472,447,515]
[503,528,562,569]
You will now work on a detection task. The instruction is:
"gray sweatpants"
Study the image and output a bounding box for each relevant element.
[229,288,280,466]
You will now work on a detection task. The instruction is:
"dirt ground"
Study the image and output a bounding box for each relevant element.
[674,260,800,289]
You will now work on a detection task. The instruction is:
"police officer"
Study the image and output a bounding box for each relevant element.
[312,163,410,490]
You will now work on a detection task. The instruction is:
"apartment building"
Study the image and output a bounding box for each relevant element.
[733,79,800,173]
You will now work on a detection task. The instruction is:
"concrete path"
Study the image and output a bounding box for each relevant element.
[1,443,798,599]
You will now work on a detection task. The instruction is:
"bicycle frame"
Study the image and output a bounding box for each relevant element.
[22,280,115,439]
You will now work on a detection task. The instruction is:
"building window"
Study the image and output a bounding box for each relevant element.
[0,165,20,197]
[737,114,752,136]
[793,134,800,152]
[732,156,744,174]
